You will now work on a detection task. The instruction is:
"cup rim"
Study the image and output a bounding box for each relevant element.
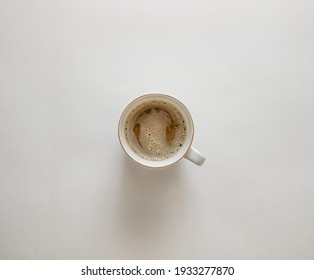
[118,93,194,168]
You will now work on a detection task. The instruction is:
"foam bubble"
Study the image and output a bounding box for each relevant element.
[124,100,187,160]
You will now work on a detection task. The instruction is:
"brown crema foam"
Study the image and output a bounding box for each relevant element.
[124,100,186,160]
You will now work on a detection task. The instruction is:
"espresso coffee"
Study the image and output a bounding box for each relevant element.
[124,100,186,160]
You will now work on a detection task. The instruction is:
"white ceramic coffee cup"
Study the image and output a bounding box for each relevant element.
[118,93,205,168]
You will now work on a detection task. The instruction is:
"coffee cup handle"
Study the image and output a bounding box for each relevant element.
[184,146,206,166]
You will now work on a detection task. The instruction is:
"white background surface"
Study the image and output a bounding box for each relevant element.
[0,0,313,259]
